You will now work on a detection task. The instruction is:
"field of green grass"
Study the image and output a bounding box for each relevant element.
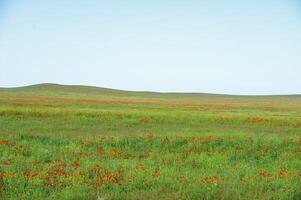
[0,84,300,199]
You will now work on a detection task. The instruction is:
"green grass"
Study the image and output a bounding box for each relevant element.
[0,84,300,199]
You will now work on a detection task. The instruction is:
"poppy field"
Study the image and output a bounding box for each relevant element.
[0,84,300,199]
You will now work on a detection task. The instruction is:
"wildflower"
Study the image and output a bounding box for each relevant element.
[178,176,185,183]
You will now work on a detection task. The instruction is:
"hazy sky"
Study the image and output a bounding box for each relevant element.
[0,0,300,95]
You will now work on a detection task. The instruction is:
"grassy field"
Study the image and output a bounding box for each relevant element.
[0,83,300,200]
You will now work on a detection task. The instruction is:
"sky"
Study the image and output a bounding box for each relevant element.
[0,0,300,95]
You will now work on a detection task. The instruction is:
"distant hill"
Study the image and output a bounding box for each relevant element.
[0,83,300,99]
[0,83,226,99]
[4,83,134,96]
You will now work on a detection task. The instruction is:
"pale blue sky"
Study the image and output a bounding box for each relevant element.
[0,0,300,95]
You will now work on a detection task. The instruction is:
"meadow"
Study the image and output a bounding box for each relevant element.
[0,84,300,200]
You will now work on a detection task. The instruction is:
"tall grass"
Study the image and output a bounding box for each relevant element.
[0,88,300,199]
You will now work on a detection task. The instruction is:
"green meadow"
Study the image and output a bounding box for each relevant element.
[0,84,300,199]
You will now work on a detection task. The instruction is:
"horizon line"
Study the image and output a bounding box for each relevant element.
[1,83,301,97]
